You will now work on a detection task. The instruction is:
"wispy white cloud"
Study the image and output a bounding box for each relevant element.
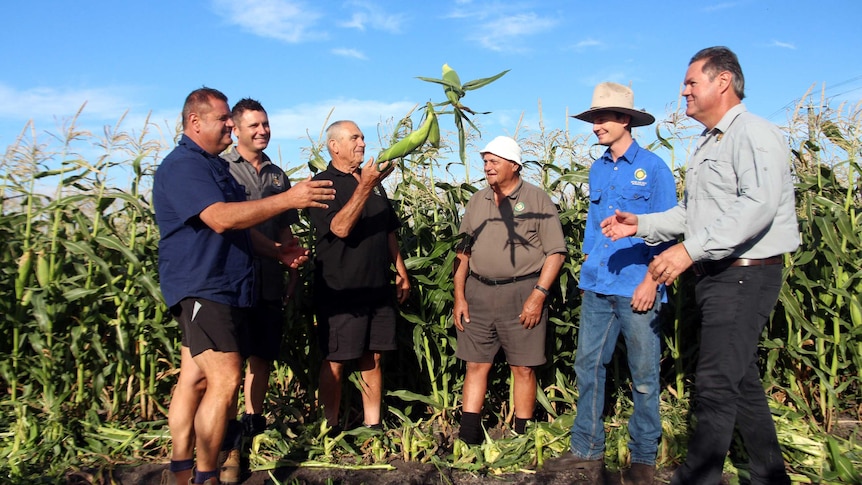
[267,98,419,145]
[468,12,557,52]
[769,40,796,50]
[211,0,326,43]
[338,1,406,34]
[331,48,368,60]
[702,2,737,12]
[0,84,139,121]
[570,38,604,50]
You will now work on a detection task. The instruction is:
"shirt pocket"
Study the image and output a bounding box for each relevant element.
[214,171,245,202]
[694,158,736,199]
[619,185,651,212]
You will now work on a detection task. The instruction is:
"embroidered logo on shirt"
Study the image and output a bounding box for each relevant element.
[634,169,647,180]
[272,174,282,187]
[513,201,526,213]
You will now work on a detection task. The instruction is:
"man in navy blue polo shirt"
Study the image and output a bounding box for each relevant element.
[543,82,676,484]
[154,87,335,485]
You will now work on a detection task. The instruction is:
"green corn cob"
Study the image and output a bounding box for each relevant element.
[376,104,436,171]
[15,249,32,301]
[427,114,440,148]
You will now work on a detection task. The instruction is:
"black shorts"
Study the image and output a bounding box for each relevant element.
[316,303,397,361]
[246,300,285,361]
[172,298,249,357]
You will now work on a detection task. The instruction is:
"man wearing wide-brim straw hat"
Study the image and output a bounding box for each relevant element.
[541,82,677,485]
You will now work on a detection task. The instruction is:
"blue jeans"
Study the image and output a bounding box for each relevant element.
[570,291,662,465]
[671,266,790,485]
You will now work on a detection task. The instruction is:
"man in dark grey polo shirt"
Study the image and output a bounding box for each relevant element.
[453,136,566,445]
[220,98,302,483]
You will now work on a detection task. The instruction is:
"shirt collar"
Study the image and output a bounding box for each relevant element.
[326,161,354,177]
[599,139,642,165]
[708,103,747,136]
[222,146,272,167]
[483,178,524,200]
[179,134,212,157]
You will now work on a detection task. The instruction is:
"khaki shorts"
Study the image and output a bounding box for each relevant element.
[455,276,547,367]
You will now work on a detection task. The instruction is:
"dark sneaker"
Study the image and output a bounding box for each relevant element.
[622,463,655,485]
[241,412,267,437]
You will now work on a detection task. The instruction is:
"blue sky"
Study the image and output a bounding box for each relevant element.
[2,0,860,179]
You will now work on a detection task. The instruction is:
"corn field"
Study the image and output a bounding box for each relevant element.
[1,93,860,484]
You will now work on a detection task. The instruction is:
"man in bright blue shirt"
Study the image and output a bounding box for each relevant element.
[543,82,676,485]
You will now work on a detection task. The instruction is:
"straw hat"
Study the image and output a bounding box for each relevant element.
[572,82,655,127]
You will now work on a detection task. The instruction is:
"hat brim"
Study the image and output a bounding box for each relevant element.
[571,107,655,127]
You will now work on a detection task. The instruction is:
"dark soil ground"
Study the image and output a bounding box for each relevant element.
[68,461,735,485]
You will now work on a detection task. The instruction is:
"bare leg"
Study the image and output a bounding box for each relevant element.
[167,346,206,484]
[462,362,493,414]
[357,351,383,425]
[319,359,344,425]
[510,365,536,419]
[190,349,243,473]
[244,355,271,415]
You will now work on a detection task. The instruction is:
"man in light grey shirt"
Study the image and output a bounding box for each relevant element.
[602,46,797,484]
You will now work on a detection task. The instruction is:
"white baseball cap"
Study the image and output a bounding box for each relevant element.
[479,136,521,166]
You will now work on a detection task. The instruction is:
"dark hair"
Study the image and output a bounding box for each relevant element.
[231,98,266,120]
[593,110,632,132]
[690,46,745,100]
[181,87,228,129]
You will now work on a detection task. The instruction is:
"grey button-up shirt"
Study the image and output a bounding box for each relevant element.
[637,103,800,261]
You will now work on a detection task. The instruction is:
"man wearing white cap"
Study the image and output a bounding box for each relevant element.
[452,136,566,445]
[543,82,676,484]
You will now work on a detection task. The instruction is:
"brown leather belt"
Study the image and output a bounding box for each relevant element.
[469,270,540,285]
[693,256,783,277]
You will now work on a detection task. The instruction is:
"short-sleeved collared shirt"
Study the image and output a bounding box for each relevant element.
[308,163,401,307]
[579,140,677,298]
[153,135,254,308]
[224,147,299,302]
[459,179,566,279]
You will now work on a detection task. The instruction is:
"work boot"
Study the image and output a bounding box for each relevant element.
[541,452,605,483]
[218,448,241,484]
[622,462,655,485]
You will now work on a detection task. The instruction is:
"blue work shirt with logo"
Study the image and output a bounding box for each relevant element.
[153,135,255,309]
[579,140,677,300]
